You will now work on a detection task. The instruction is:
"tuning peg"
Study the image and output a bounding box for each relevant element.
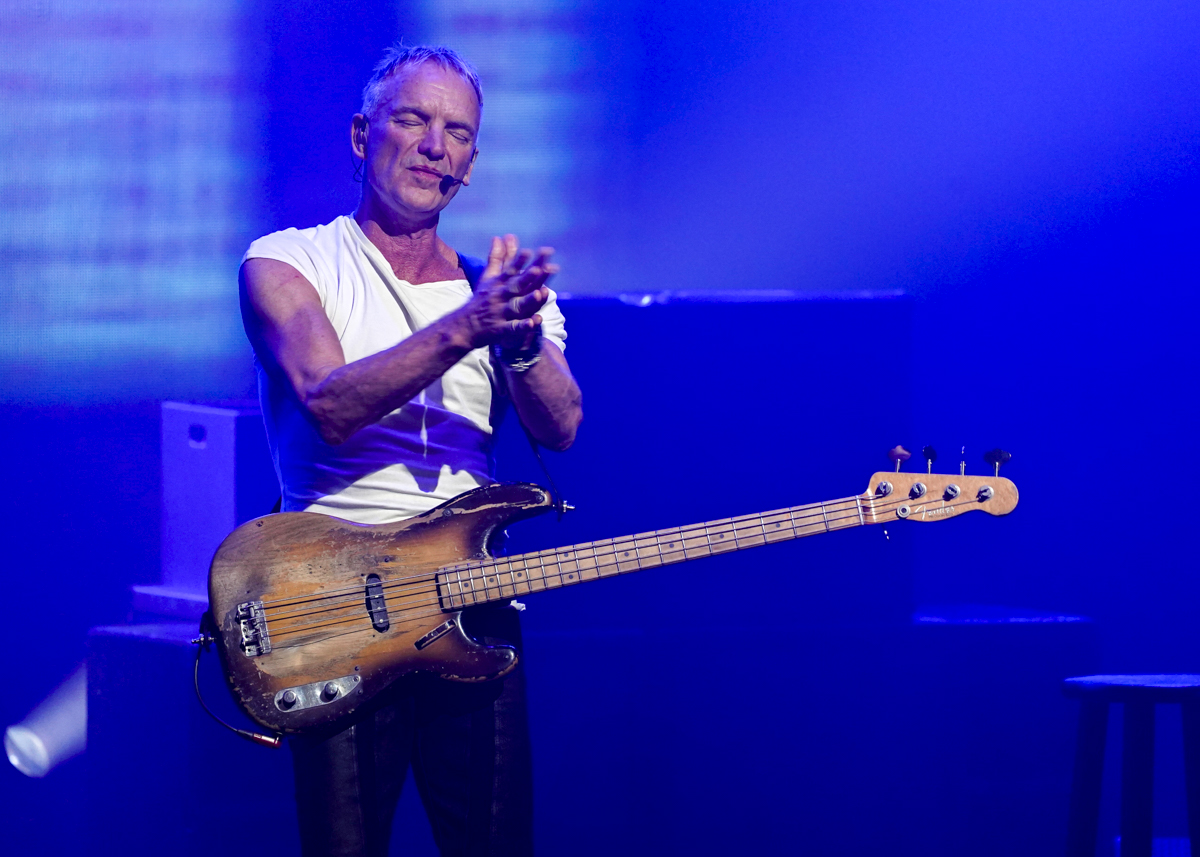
[888,445,912,473]
[983,448,1012,477]
[959,446,966,476]
[922,446,937,474]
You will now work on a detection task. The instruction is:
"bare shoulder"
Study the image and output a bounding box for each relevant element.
[240,257,321,310]
[238,257,342,375]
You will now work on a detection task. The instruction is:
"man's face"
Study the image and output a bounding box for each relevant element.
[354,61,480,224]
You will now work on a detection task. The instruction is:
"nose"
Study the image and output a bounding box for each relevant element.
[418,123,446,161]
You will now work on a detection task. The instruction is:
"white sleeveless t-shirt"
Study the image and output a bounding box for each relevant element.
[242,215,567,524]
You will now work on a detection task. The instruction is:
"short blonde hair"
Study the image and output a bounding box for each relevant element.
[360,44,483,120]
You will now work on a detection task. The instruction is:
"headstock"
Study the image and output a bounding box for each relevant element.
[862,446,1018,522]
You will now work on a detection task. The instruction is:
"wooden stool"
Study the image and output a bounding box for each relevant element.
[1063,675,1200,857]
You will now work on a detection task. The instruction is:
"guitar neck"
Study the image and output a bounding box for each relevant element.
[436,492,874,610]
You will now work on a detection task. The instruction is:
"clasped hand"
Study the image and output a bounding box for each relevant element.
[461,235,556,352]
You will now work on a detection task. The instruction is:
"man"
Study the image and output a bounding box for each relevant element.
[239,44,582,856]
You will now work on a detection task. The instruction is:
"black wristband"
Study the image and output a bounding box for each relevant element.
[493,329,543,373]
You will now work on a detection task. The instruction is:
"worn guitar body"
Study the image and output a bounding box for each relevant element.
[208,483,556,734]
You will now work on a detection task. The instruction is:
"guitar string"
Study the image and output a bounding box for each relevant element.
[260,504,882,642]
[259,497,879,628]
[251,495,858,611]
[260,494,911,635]
[255,494,873,619]
[260,493,946,644]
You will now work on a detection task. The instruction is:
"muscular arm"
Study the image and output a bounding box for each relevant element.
[503,341,583,452]
[239,237,582,448]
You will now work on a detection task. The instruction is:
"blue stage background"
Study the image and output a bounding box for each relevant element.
[1,1,1198,854]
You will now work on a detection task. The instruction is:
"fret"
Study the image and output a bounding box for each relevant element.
[795,504,828,536]
[602,539,624,577]
[554,547,579,583]
[633,534,660,562]
[729,514,766,549]
[527,550,548,592]
[482,561,504,601]
[680,523,710,559]
[531,552,553,592]
[550,547,574,588]
[564,546,592,583]
[577,540,599,579]
[546,548,573,587]
[658,528,687,565]
[450,566,469,607]
[581,541,603,579]
[707,520,737,554]
[835,496,864,530]
[591,538,614,575]
[446,565,464,608]
[469,564,486,605]
[761,510,793,543]
[500,558,518,599]
[523,555,540,595]
[614,536,640,574]
[458,565,475,608]
[578,544,601,581]
[488,559,507,600]
[511,555,532,597]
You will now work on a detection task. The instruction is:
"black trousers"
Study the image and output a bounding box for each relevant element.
[289,607,533,857]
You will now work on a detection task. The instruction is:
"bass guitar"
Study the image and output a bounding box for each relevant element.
[207,468,1017,735]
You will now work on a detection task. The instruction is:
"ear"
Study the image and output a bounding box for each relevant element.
[461,147,479,187]
[351,114,369,160]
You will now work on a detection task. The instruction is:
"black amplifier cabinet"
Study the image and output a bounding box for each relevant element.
[87,623,297,857]
[494,291,916,628]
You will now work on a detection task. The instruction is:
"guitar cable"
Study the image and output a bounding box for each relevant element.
[191,611,283,749]
[521,423,572,520]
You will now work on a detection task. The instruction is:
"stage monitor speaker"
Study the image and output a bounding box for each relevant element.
[137,402,277,617]
[87,623,297,855]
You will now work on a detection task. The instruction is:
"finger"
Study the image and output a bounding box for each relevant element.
[528,247,555,269]
[504,265,546,299]
[502,249,534,282]
[510,287,550,318]
[483,236,505,278]
[503,234,519,267]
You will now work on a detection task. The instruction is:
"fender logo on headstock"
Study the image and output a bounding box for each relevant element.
[914,503,957,520]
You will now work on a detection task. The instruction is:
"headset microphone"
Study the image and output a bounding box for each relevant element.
[440,175,465,192]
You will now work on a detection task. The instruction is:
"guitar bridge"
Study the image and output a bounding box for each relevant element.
[236,600,271,657]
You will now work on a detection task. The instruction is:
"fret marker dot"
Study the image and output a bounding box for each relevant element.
[624,552,630,558]
[568,574,575,580]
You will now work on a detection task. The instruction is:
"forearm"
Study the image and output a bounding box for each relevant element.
[503,344,583,451]
[304,312,475,445]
